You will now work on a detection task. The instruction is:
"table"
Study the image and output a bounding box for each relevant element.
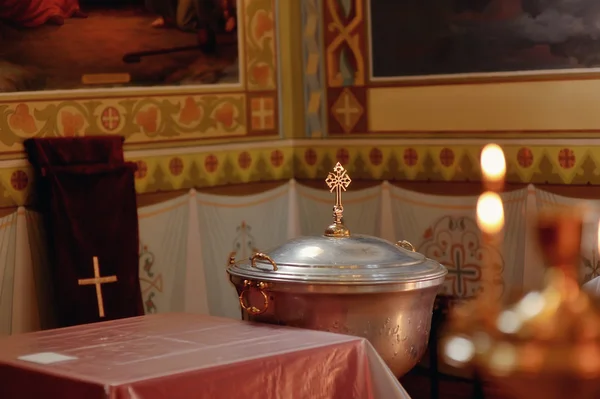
[0,313,411,399]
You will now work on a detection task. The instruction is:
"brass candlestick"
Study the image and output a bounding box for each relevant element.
[442,208,600,399]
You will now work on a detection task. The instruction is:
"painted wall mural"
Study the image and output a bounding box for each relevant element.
[369,0,600,80]
[0,0,278,153]
[0,0,596,210]
[302,0,600,137]
[0,0,239,93]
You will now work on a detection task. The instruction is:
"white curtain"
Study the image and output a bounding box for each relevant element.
[11,180,600,333]
[138,193,191,314]
[0,212,18,335]
[296,183,382,236]
[24,210,56,330]
[379,182,396,242]
[287,179,302,239]
[185,189,209,315]
[388,185,530,299]
[196,182,290,319]
[11,207,40,334]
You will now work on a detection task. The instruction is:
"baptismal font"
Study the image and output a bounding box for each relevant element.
[441,145,600,399]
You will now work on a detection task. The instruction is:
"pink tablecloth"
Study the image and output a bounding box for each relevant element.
[0,313,410,399]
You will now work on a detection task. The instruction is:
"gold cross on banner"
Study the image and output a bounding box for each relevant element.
[78,256,117,318]
[325,162,352,208]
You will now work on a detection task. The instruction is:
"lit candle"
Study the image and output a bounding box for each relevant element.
[477,192,505,235]
[477,143,506,302]
[476,191,505,303]
[481,144,506,192]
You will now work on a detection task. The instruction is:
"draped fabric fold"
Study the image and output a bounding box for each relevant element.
[24,209,56,330]
[24,137,143,328]
[138,193,190,314]
[379,181,395,242]
[196,182,290,319]
[287,179,302,239]
[185,189,209,315]
[389,185,530,299]
[0,212,18,335]
[11,207,39,334]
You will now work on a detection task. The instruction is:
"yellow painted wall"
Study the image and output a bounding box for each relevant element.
[278,0,305,139]
[368,79,600,132]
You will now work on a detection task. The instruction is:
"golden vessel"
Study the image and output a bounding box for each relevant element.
[442,206,600,398]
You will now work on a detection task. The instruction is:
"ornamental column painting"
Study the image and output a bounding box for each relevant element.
[323,0,368,135]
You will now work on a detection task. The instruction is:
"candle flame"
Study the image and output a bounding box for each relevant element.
[481,144,506,182]
[477,192,504,235]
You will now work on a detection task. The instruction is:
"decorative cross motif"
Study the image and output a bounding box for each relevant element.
[439,148,455,167]
[326,162,352,209]
[10,170,28,191]
[101,107,120,131]
[419,216,497,298]
[204,154,219,172]
[335,92,361,129]
[270,150,284,167]
[517,147,533,168]
[304,148,317,165]
[369,148,383,166]
[447,247,478,295]
[78,256,118,318]
[336,148,350,165]
[403,148,418,166]
[251,97,275,130]
[238,151,252,169]
[169,157,184,176]
[558,148,575,169]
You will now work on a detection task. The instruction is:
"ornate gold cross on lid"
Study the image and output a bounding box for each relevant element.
[324,162,351,237]
[78,256,118,318]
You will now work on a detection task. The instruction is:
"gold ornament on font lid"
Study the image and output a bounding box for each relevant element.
[324,162,351,237]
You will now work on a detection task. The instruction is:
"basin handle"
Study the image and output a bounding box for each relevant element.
[251,252,278,271]
[239,280,270,315]
[396,240,415,252]
[227,251,236,267]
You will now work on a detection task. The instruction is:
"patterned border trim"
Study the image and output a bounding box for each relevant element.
[4,142,600,207]
[292,144,600,185]
[0,0,279,156]
[4,145,294,208]
[302,0,327,137]
[131,146,293,194]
